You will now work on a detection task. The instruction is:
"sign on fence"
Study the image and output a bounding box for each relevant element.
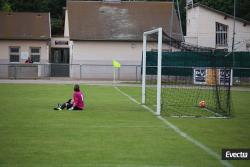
[219,69,233,86]
[193,68,233,85]
[193,68,206,84]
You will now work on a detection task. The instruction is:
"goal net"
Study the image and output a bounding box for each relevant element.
[142,28,232,118]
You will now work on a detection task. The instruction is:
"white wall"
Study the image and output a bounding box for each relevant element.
[185,6,199,45]
[71,41,174,65]
[70,41,143,80]
[69,41,175,80]
[0,40,49,78]
[185,6,250,51]
[0,40,49,64]
[72,41,143,65]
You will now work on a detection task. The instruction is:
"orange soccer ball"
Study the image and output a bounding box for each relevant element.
[199,100,206,108]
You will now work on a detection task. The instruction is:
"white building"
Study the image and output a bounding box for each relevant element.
[63,0,182,79]
[185,3,250,52]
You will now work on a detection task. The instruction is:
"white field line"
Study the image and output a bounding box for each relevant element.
[115,86,233,167]
[204,108,224,117]
[170,115,229,119]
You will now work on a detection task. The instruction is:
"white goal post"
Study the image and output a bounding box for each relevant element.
[142,28,163,115]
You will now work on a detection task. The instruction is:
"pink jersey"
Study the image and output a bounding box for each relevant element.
[73,91,84,109]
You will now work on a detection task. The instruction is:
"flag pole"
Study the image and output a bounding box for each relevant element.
[112,60,121,83]
[113,67,116,83]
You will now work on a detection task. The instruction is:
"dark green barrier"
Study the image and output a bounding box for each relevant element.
[234,69,250,77]
[146,51,250,77]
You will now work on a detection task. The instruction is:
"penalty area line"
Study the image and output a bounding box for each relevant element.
[114,86,233,167]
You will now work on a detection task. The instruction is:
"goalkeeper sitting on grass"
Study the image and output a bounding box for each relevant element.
[54,84,84,111]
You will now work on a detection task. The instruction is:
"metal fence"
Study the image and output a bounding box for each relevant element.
[0,64,142,82]
[0,63,249,85]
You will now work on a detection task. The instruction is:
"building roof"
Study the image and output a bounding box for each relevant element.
[0,12,51,40]
[188,3,250,25]
[67,1,182,41]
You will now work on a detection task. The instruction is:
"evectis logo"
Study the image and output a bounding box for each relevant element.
[226,151,248,158]
[222,149,250,160]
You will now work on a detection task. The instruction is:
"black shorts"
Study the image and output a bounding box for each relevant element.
[72,106,83,110]
[66,103,82,110]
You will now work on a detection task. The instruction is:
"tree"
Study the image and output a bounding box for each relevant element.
[0,0,12,12]
[238,0,250,21]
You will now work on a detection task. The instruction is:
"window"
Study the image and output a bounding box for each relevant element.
[216,22,228,47]
[9,47,20,62]
[30,47,40,62]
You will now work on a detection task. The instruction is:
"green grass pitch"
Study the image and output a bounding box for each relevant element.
[0,84,250,167]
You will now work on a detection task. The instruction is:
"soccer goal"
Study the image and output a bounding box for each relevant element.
[142,28,232,118]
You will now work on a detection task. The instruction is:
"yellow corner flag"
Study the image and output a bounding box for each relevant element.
[112,60,121,68]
